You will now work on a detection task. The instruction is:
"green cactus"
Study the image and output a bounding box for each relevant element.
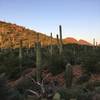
[93,38,96,50]
[36,33,42,82]
[56,34,59,48]
[28,40,31,48]
[53,92,61,100]
[65,63,73,88]
[19,39,23,72]
[50,32,53,56]
[93,38,95,46]
[59,25,63,44]
[59,25,63,55]
[26,40,31,55]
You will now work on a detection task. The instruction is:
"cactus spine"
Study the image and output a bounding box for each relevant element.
[36,33,41,82]
[19,40,23,72]
[59,25,63,54]
[65,63,73,88]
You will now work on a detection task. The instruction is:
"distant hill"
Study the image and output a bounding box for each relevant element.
[0,21,57,48]
[0,21,91,48]
[63,37,92,45]
[78,39,92,45]
[64,37,78,44]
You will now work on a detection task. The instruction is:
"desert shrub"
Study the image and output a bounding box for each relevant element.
[0,74,22,100]
[47,53,67,75]
[63,49,76,65]
[0,48,36,79]
[57,86,83,100]
[57,88,70,100]
[82,51,100,73]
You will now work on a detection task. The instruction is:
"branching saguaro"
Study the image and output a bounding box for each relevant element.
[36,32,42,82]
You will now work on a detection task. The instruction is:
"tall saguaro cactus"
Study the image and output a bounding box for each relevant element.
[93,38,96,50]
[56,34,60,54]
[50,32,53,56]
[65,63,73,88]
[59,25,63,54]
[56,34,59,47]
[19,39,23,72]
[93,38,95,46]
[36,33,42,82]
[59,25,63,44]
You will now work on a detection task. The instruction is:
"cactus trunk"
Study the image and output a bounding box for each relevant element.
[19,40,23,72]
[56,34,59,48]
[36,33,41,82]
[50,32,53,56]
[59,25,63,54]
[65,63,73,88]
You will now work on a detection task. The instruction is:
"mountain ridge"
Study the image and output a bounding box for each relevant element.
[0,21,92,48]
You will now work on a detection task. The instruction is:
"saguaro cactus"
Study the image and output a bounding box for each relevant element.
[93,38,95,46]
[26,40,31,55]
[36,33,42,82]
[50,32,53,56]
[19,39,23,72]
[96,42,98,46]
[59,25,63,54]
[53,92,61,100]
[65,63,73,88]
[56,34,59,47]
[59,25,63,44]
[93,38,96,50]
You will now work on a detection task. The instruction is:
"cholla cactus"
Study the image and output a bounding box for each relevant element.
[65,63,73,88]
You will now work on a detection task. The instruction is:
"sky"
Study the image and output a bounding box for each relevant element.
[0,0,100,43]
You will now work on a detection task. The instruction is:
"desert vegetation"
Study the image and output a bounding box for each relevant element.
[0,22,100,100]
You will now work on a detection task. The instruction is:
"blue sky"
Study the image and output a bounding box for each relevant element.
[0,0,100,43]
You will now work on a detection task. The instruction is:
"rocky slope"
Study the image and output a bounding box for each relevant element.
[0,21,91,48]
